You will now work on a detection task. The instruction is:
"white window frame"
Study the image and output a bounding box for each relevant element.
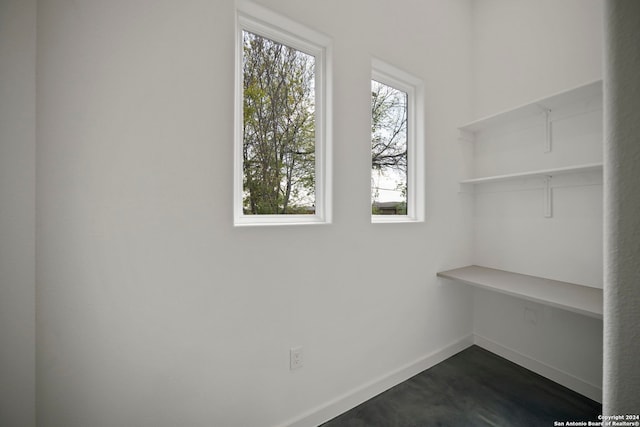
[234,0,332,226]
[371,58,425,223]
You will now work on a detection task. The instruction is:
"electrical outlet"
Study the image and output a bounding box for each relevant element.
[290,346,303,370]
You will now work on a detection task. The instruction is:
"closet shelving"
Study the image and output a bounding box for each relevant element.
[440,80,603,318]
[438,265,602,319]
[459,162,603,186]
[458,79,602,135]
[458,79,603,188]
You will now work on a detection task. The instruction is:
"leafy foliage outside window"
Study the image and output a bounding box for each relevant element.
[242,31,316,215]
[371,80,408,215]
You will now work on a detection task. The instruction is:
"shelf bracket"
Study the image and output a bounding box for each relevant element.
[544,176,553,218]
[544,109,552,153]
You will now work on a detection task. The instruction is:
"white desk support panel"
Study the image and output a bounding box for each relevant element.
[437,265,603,319]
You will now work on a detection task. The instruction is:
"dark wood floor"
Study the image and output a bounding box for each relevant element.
[321,345,601,426]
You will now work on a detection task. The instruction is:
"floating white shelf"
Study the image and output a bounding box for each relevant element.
[437,265,603,319]
[459,80,602,135]
[460,162,603,185]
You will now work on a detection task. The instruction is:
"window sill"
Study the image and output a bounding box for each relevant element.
[371,215,423,224]
[234,214,330,227]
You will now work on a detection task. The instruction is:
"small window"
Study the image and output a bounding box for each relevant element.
[371,59,424,223]
[235,1,332,226]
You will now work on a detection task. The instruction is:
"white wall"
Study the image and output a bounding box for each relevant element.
[470,0,604,401]
[36,1,474,426]
[471,0,604,119]
[0,0,36,425]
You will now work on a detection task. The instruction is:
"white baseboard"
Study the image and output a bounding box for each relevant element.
[473,334,602,403]
[278,334,474,427]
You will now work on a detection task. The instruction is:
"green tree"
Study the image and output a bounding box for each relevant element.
[242,31,316,215]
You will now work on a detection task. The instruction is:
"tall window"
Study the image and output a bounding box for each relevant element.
[242,32,316,215]
[371,59,424,223]
[235,2,331,226]
[371,80,408,215]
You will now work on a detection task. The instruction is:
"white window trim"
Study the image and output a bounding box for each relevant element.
[234,0,332,226]
[371,58,425,224]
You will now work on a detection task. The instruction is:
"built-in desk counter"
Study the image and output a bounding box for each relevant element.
[437,265,603,319]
